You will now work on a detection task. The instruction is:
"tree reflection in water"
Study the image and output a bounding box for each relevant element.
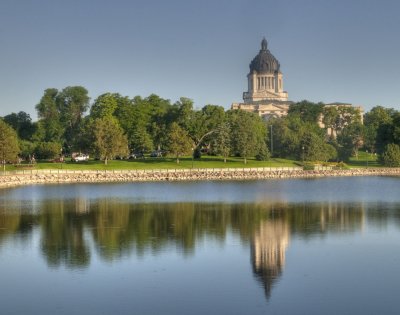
[0,197,396,298]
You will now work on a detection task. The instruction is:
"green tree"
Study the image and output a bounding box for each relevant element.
[228,110,268,164]
[301,131,336,162]
[91,117,129,165]
[34,142,62,160]
[268,115,325,161]
[90,93,118,119]
[380,143,400,167]
[188,105,226,156]
[212,122,231,163]
[167,122,193,164]
[364,106,394,153]
[322,105,362,138]
[56,86,90,150]
[322,106,339,138]
[131,126,154,154]
[337,122,364,161]
[113,94,135,141]
[173,97,195,131]
[19,140,36,160]
[35,88,64,143]
[3,111,35,140]
[288,100,324,124]
[0,120,20,171]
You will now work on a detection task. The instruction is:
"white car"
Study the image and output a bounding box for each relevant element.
[72,154,89,162]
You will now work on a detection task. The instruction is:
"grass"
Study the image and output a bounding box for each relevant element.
[4,151,384,172]
[347,150,382,168]
[4,155,299,171]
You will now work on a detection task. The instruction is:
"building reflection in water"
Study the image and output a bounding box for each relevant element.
[0,195,376,300]
[250,202,366,299]
[251,219,289,299]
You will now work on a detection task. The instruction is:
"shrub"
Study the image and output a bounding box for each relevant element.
[34,142,62,160]
[255,146,270,161]
[380,143,400,167]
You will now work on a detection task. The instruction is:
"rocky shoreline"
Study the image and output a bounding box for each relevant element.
[0,167,400,188]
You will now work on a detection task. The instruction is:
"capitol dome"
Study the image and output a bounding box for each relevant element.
[249,38,281,74]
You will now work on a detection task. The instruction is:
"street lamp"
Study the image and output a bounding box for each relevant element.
[366,150,369,168]
[302,146,305,164]
[191,147,194,169]
[270,125,273,157]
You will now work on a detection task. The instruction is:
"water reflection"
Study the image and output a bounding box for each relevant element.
[251,219,289,299]
[0,196,399,300]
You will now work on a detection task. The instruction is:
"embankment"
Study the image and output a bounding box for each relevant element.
[1,167,400,188]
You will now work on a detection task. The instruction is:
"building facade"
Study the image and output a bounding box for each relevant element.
[232,38,292,119]
[232,38,363,122]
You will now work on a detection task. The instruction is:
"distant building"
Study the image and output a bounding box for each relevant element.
[231,38,291,119]
[232,38,363,122]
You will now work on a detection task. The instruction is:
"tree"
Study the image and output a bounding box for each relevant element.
[90,93,118,119]
[173,97,195,131]
[380,143,400,167]
[56,86,90,150]
[131,126,154,153]
[19,140,36,160]
[167,122,193,164]
[228,110,268,164]
[336,122,364,161]
[267,115,325,161]
[212,122,231,163]
[91,117,129,165]
[3,111,35,140]
[187,105,226,156]
[35,88,64,143]
[301,131,336,162]
[364,106,394,153]
[322,105,362,138]
[288,100,324,124]
[322,106,339,138]
[34,142,62,160]
[0,120,20,171]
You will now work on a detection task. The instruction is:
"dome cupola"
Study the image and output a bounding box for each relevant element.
[249,38,281,74]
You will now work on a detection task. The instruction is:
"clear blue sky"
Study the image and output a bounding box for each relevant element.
[1,0,400,119]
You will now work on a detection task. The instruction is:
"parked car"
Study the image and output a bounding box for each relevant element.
[72,154,89,162]
[150,150,163,158]
[129,152,145,159]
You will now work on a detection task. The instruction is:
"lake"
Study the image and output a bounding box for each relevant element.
[1,177,400,314]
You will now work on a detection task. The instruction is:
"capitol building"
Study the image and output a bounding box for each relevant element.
[232,38,363,120]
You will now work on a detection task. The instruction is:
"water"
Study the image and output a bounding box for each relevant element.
[0,177,400,314]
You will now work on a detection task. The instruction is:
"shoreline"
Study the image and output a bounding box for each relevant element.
[1,167,400,189]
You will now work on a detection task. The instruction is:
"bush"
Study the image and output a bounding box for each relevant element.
[255,146,270,161]
[193,147,202,159]
[334,162,349,170]
[34,142,62,160]
[19,140,36,160]
[303,162,315,170]
[380,143,400,167]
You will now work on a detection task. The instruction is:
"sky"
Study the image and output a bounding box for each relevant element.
[1,0,400,119]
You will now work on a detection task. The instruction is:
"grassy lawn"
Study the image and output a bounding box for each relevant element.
[3,151,388,172]
[4,156,299,171]
[347,151,382,168]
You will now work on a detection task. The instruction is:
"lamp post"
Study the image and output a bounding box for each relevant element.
[270,125,273,157]
[60,148,63,170]
[191,147,194,169]
[302,146,305,164]
[366,150,369,168]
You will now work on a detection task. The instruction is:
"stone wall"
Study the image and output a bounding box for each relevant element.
[1,167,400,189]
